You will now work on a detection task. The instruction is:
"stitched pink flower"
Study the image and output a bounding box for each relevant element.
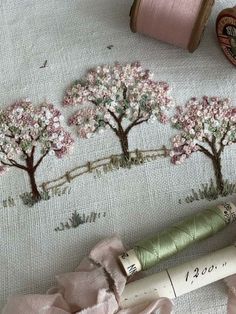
[0,99,74,202]
[64,62,173,159]
[170,96,236,194]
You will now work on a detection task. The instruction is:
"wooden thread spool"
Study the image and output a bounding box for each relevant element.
[216,6,236,66]
[130,0,215,52]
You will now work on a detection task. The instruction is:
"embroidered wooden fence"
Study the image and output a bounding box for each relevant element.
[40,146,170,191]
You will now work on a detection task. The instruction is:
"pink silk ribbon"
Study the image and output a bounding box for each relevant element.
[3,236,173,314]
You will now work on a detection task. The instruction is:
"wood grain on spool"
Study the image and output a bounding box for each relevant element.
[130,0,141,33]
[188,0,215,52]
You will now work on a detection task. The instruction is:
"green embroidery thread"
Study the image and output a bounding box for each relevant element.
[183,180,236,204]
[55,211,106,232]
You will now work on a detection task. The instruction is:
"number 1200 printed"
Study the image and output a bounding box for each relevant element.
[185,262,227,284]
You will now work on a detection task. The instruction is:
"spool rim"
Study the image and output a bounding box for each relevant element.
[216,7,236,66]
[188,0,215,52]
[130,0,142,33]
[216,8,236,28]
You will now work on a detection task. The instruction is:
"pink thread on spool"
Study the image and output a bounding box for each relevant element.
[130,0,215,52]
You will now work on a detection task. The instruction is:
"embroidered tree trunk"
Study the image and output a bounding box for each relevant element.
[0,101,74,207]
[25,153,41,201]
[66,63,172,163]
[198,137,225,196]
[211,155,224,195]
[1,143,50,203]
[118,131,129,160]
[107,109,148,161]
[27,169,41,201]
[171,98,235,200]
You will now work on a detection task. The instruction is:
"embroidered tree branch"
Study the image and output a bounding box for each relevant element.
[0,99,74,202]
[64,62,173,159]
[170,97,236,195]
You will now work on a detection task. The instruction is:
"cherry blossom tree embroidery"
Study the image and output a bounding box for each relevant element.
[170,97,236,195]
[64,62,172,159]
[0,100,74,202]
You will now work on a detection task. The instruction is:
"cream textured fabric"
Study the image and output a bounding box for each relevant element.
[0,0,235,313]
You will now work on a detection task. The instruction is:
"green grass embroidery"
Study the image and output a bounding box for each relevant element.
[184,180,236,203]
[55,211,106,232]
[20,191,50,207]
[20,186,71,207]
[55,211,85,231]
[93,150,164,178]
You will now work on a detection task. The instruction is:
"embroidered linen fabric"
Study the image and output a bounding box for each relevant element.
[0,0,235,313]
[2,236,173,313]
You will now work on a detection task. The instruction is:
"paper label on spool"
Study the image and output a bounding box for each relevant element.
[121,269,176,308]
[218,202,236,224]
[119,249,142,276]
[121,245,236,308]
[169,245,236,297]
[217,8,236,66]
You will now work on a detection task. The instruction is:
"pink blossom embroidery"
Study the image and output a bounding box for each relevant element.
[0,99,74,202]
[170,96,236,194]
[64,62,172,159]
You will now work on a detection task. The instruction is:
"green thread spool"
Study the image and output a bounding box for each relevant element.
[119,203,236,276]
